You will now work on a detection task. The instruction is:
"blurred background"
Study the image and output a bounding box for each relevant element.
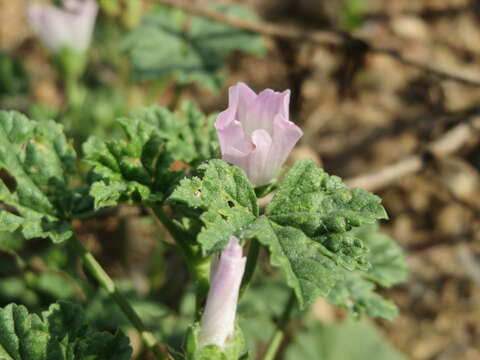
[1,0,480,359]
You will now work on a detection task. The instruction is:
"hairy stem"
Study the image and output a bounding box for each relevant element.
[71,236,166,359]
[151,205,210,316]
[262,291,296,360]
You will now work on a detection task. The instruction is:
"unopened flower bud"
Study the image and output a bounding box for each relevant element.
[199,237,246,348]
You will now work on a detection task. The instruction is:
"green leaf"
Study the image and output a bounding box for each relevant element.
[0,111,76,243]
[285,318,406,360]
[84,102,215,209]
[326,271,399,321]
[130,101,218,166]
[353,224,408,287]
[245,216,342,309]
[266,159,387,270]
[123,4,265,91]
[0,301,132,360]
[242,160,404,317]
[238,279,292,350]
[168,160,258,254]
[322,225,407,321]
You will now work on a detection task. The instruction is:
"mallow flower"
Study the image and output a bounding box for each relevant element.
[215,82,303,186]
[27,0,98,54]
[199,237,246,348]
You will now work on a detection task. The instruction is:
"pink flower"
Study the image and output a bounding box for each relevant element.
[27,0,98,53]
[199,237,246,348]
[216,82,303,186]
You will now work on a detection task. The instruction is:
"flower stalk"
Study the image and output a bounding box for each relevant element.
[70,236,167,359]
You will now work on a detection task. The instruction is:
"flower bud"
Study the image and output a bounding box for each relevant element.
[199,237,246,348]
[27,0,98,54]
[216,82,303,186]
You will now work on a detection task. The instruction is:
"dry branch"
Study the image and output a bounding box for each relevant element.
[156,0,480,87]
[345,116,480,191]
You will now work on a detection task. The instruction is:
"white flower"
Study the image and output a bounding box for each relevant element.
[27,0,98,53]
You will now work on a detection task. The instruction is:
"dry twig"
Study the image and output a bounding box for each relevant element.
[156,0,480,87]
[345,116,480,191]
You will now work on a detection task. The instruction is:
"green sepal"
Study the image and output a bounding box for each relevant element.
[185,322,246,360]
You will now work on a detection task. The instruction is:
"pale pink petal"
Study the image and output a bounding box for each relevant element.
[216,107,249,154]
[228,82,257,124]
[242,89,290,134]
[267,114,303,175]
[246,129,273,186]
[199,237,246,348]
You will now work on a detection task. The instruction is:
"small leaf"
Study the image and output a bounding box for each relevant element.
[326,271,399,321]
[124,4,265,91]
[353,224,408,287]
[168,160,257,254]
[0,111,76,243]
[0,301,132,360]
[85,102,215,209]
[285,318,406,360]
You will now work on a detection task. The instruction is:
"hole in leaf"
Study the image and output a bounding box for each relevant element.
[227,200,235,208]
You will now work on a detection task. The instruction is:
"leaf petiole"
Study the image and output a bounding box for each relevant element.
[70,235,167,359]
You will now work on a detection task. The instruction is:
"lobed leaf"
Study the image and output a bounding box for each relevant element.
[267,159,387,270]
[0,111,76,243]
[84,102,215,209]
[168,160,257,254]
[326,272,398,321]
[353,224,408,287]
[245,217,342,309]
[0,301,132,360]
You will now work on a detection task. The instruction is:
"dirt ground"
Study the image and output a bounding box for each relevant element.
[2,0,480,359]
[215,1,480,358]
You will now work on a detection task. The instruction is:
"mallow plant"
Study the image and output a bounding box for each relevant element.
[0,82,407,359]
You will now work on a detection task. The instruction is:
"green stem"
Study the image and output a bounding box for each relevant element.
[262,291,296,360]
[71,236,166,359]
[152,205,192,256]
[239,239,260,298]
[191,257,211,320]
[151,205,210,316]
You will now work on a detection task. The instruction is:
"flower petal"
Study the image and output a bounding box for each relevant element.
[27,0,98,53]
[243,89,290,135]
[246,129,273,186]
[228,82,257,124]
[266,114,303,174]
[216,107,249,155]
